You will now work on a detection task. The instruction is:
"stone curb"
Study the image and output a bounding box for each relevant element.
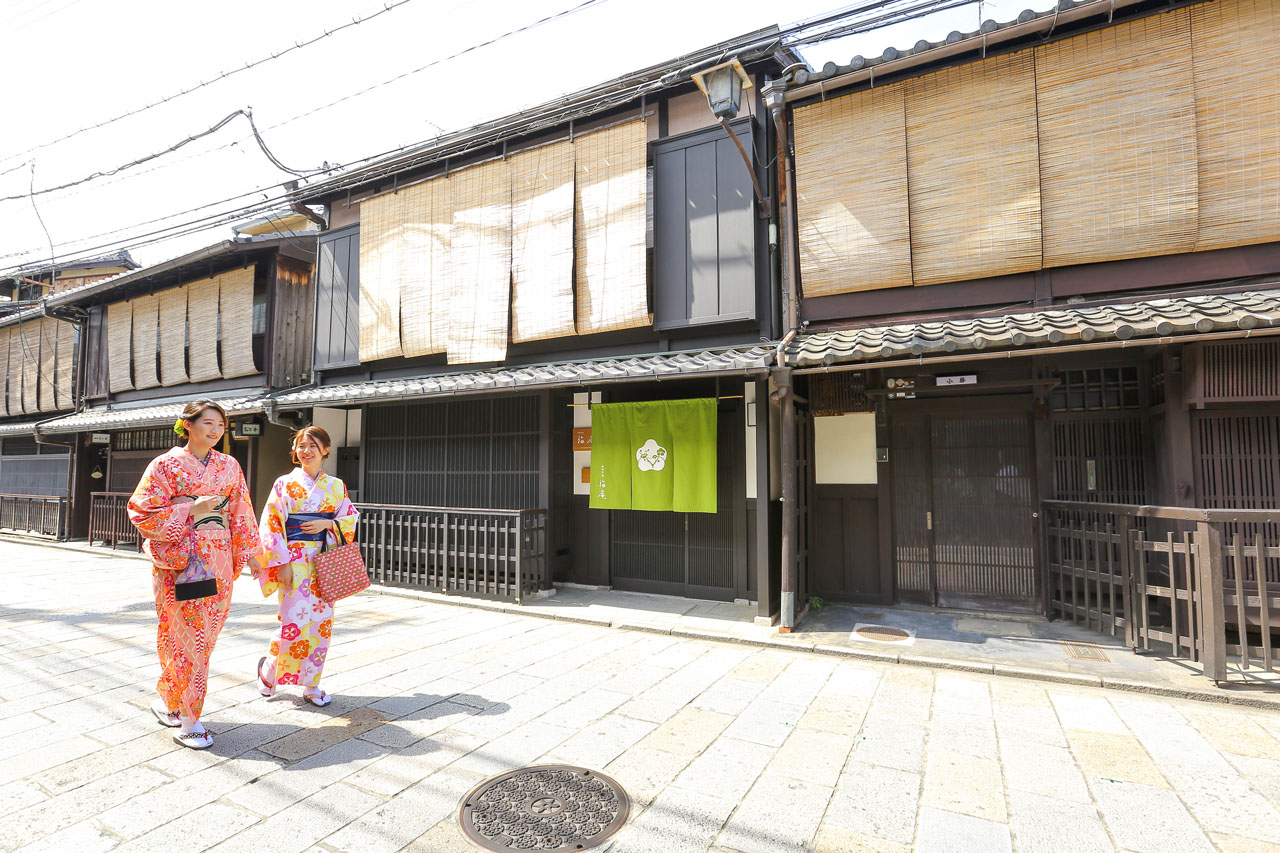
[367,584,1280,710]
[15,538,1278,711]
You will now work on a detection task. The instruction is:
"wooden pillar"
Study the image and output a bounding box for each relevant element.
[1162,346,1197,507]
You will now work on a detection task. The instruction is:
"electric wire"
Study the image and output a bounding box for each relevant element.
[1,0,978,274]
[0,109,323,203]
[0,0,425,168]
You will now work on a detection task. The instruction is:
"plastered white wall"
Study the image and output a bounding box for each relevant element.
[814,413,878,485]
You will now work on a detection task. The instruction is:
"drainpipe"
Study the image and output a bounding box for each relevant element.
[264,399,307,430]
[764,75,801,631]
[284,181,327,229]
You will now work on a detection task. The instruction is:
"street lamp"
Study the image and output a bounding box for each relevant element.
[691,58,769,217]
[691,59,752,120]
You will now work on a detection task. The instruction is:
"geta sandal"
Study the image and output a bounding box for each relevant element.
[257,656,276,697]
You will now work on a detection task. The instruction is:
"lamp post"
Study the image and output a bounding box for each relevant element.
[691,59,770,218]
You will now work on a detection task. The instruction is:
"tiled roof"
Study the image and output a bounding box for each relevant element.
[0,418,48,438]
[787,0,1153,99]
[789,290,1280,366]
[274,347,775,408]
[38,393,269,435]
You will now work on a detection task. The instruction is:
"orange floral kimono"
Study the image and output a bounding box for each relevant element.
[128,447,260,720]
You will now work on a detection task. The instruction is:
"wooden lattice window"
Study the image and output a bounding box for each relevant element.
[1050,367,1140,413]
[1188,340,1280,405]
[112,428,176,451]
[810,372,872,416]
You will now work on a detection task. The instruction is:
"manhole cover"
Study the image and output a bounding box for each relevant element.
[1061,641,1110,662]
[855,625,912,643]
[458,765,630,851]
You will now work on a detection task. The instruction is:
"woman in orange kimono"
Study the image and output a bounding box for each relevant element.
[128,399,261,749]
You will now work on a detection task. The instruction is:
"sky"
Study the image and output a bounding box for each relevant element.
[0,0,1053,276]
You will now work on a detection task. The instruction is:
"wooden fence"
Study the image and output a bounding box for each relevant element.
[356,504,548,603]
[1044,500,1280,681]
[0,493,66,539]
[89,492,141,550]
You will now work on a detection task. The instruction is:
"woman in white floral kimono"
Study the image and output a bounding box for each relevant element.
[254,426,358,706]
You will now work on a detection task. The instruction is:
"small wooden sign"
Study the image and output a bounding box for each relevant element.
[573,428,592,450]
[581,467,591,484]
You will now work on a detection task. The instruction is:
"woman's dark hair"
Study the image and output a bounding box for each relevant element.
[176,399,229,438]
[291,425,332,466]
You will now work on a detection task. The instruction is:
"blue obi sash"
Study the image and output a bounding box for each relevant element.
[285,511,336,542]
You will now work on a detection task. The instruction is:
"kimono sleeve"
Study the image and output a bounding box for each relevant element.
[256,477,293,596]
[128,457,191,543]
[227,467,263,578]
[333,480,359,545]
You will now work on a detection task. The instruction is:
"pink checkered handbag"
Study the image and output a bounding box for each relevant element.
[313,531,370,603]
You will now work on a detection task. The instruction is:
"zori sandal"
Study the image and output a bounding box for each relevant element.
[303,690,331,707]
[150,698,180,728]
[257,656,276,697]
[173,728,213,749]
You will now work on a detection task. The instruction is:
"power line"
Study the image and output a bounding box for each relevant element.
[0,0,424,168]
[0,109,323,203]
[7,0,84,35]
[2,0,968,273]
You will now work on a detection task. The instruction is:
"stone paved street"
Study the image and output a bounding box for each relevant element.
[2,539,1279,852]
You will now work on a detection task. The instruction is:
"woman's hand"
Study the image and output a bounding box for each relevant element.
[191,495,220,516]
[299,519,335,534]
[276,565,293,590]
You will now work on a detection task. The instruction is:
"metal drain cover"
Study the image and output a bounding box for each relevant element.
[459,765,630,851]
[855,625,912,643]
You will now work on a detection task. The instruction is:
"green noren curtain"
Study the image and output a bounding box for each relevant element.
[589,398,717,513]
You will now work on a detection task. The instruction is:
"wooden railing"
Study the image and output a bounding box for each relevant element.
[89,492,141,550]
[355,504,548,604]
[1045,500,1280,682]
[0,493,66,539]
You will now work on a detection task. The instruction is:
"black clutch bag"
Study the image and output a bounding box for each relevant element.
[175,495,229,602]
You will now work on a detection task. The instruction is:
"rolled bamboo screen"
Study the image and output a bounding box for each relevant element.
[447,158,513,365]
[218,268,257,378]
[1036,10,1198,267]
[0,328,8,417]
[38,319,56,412]
[21,322,40,413]
[795,82,912,296]
[906,52,1042,285]
[511,140,576,343]
[159,287,189,386]
[574,119,650,335]
[2,330,16,416]
[1190,0,1280,251]
[398,176,453,358]
[359,184,408,362]
[186,276,222,382]
[131,293,161,391]
[55,321,74,410]
[107,301,134,394]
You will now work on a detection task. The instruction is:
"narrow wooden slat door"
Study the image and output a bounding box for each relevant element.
[930,415,1038,610]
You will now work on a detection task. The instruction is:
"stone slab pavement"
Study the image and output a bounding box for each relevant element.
[1,538,1279,852]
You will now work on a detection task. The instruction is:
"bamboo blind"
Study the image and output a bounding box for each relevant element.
[159,286,188,386]
[131,293,160,391]
[359,184,407,362]
[55,320,74,410]
[511,140,576,343]
[1036,10,1198,267]
[21,322,39,414]
[795,83,912,296]
[218,268,257,378]
[0,328,10,418]
[37,319,56,412]
[107,301,134,394]
[398,176,453,358]
[574,119,650,335]
[0,328,7,417]
[906,52,1042,285]
[1190,0,1280,251]
[2,329,16,416]
[186,276,222,382]
[447,157,512,364]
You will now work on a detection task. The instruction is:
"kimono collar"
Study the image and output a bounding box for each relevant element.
[296,467,326,488]
[175,446,219,466]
